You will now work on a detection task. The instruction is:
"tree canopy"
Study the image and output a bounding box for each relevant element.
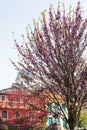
[12,2,87,130]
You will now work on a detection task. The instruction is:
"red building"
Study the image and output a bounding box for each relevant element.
[0,83,47,126]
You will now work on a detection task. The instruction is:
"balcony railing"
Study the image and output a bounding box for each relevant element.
[0,101,29,109]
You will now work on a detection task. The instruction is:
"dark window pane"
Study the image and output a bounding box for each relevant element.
[2,111,7,118]
[2,95,5,101]
[15,111,20,118]
[48,103,52,111]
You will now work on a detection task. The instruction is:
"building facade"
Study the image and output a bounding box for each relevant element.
[0,85,67,129]
[0,85,29,122]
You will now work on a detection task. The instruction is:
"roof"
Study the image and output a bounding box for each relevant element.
[0,82,32,95]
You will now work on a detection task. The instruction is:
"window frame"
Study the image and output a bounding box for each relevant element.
[2,110,7,118]
[1,95,6,101]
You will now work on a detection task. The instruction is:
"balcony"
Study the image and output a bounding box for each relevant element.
[0,101,29,110]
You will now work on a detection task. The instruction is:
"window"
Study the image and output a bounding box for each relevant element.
[57,117,60,124]
[2,111,7,118]
[47,103,52,111]
[62,103,66,112]
[63,118,67,128]
[1,95,5,101]
[48,117,53,125]
[8,102,13,106]
[55,103,59,111]
[15,97,20,102]
[15,111,20,118]
[27,82,29,85]
[21,81,23,85]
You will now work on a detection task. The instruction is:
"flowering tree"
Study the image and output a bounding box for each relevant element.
[12,2,87,130]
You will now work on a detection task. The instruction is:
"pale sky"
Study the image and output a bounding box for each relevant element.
[0,0,87,90]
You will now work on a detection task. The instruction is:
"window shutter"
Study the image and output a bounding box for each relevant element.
[48,117,53,125]
[63,118,67,128]
[48,103,52,111]
[62,103,66,112]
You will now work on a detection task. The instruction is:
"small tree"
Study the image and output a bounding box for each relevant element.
[12,2,87,130]
[78,109,87,129]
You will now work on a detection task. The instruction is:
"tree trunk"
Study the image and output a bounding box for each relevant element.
[69,123,75,130]
[68,106,77,130]
[68,117,76,130]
